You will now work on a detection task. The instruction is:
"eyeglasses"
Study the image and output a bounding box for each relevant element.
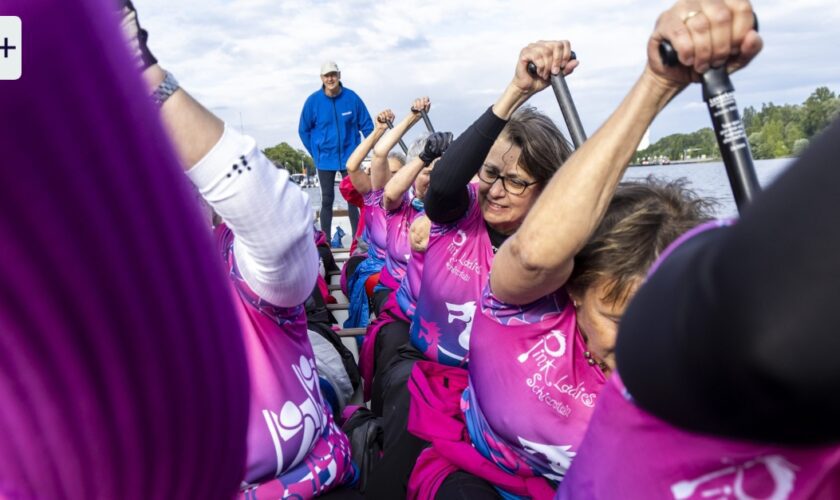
[478,165,538,195]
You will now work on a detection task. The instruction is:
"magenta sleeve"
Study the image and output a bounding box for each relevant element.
[0,0,249,497]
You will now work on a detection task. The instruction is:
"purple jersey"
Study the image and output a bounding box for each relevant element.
[363,189,388,261]
[382,194,423,287]
[218,227,354,494]
[555,375,840,499]
[557,220,840,499]
[466,285,607,486]
[410,183,493,366]
[395,242,425,320]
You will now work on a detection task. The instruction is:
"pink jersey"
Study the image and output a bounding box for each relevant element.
[217,227,355,495]
[410,183,494,366]
[382,194,423,287]
[557,220,840,498]
[363,189,388,261]
[395,243,425,320]
[466,284,606,487]
[555,375,840,499]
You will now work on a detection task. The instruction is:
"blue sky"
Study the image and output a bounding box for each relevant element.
[140,0,840,151]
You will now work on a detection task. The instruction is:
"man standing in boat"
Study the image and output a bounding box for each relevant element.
[299,61,373,240]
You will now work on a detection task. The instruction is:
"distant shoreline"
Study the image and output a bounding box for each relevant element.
[629,158,717,167]
[629,156,795,167]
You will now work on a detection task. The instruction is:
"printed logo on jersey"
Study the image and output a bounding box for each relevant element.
[517,436,577,481]
[262,355,325,476]
[519,330,596,417]
[436,301,476,362]
[416,317,442,360]
[414,301,476,364]
[670,455,797,500]
[452,230,468,247]
[445,230,480,283]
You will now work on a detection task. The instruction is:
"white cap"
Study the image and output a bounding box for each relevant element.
[320,61,340,75]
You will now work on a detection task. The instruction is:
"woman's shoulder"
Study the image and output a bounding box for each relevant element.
[480,280,571,327]
[363,188,385,207]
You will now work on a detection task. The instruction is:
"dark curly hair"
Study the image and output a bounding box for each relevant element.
[567,176,717,305]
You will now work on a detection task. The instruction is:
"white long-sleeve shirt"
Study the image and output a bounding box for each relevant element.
[187,125,318,307]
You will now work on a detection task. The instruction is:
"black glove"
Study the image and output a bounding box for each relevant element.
[419,131,454,166]
[118,0,158,70]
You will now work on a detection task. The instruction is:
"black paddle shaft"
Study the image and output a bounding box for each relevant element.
[659,16,760,212]
[385,119,409,154]
[526,50,586,148]
[420,110,435,133]
[409,107,436,133]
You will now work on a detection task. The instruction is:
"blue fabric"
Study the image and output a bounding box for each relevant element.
[343,253,385,329]
[463,387,528,500]
[411,196,425,212]
[331,226,346,248]
[298,85,374,171]
[319,378,340,418]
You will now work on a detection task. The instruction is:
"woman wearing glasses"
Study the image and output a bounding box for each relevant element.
[363,41,577,499]
[407,1,768,497]
[411,41,577,370]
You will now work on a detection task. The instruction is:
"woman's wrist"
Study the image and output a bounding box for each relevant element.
[492,83,530,120]
[637,67,686,111]
[142,64,166,93]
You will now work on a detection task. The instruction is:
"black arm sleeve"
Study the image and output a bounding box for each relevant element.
[617,117,840,445]
[424,107,507,224]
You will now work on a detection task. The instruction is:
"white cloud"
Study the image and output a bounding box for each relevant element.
[137,0,840,150]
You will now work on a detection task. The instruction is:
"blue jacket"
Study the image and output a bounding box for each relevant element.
[298,84,373,171]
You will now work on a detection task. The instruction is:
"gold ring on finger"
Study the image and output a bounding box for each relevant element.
[682,10,700,22]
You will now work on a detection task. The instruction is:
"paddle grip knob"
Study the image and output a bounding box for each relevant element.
[526,50,577,76]
[659,13,758,67]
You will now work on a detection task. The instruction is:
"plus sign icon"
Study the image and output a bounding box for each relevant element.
[0,16,21,80]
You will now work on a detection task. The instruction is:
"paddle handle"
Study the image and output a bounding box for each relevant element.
[409,107,436,133]
[659,13,759,67]
[701,68,761,211]
[658,14,760,212]
[385,119,409,154]
[420,110,435,133]
[526,51,586,148]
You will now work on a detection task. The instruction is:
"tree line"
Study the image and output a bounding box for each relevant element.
[262,87,839,168]
[634,86,839,163]
[261,142,314,174]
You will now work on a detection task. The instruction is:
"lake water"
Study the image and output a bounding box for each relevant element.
[623,158,794,218]
[304,158,795,219]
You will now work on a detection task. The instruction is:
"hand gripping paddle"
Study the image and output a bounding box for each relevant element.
[659,15,761,212]
[527,51,586,148]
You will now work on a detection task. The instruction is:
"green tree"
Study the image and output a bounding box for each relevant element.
[748,131,762,155]
[633,127,718,163]
[262,142,314,173]
[802,87,839,137]
[792,138,810,156]
[634,86,837,162]
[743,105,758,135]
[783,122,805,151]
[754,119,788,159]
